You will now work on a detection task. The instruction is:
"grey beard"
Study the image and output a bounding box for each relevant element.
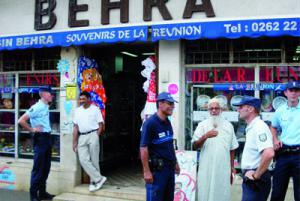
[209,115,221,128]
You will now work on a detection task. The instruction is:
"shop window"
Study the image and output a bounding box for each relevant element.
[18,73,60,161]
[1,47,60,71]
[185,65,300,170]
[186,66,255,171]
[259,66,300,114]
[2,50,33,71]
[0,72,60,161]
[233,38,282,63]
[185,39,230,64]
[33,48,60,70]
[0,74,15,157]
[285,37,300,63]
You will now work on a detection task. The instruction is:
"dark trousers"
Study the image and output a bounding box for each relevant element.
[146,165,175,201]
[271,152,300,201]
[30,133,52,199]
[242,170,271,201]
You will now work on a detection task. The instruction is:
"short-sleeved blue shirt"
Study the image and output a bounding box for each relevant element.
[272,101,300,146]
[26,100,51,132]
[140,113,176,162]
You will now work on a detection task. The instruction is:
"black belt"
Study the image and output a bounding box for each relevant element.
[35,132,51,135]
[79,129,98,135]
[277,144,300,155]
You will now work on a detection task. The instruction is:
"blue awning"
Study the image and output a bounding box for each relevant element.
[0,17,299,51]
[0,26,148,51]
[151,17,300,41]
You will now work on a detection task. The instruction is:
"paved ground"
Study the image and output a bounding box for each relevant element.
[0,178,295,201]
[0,189,30,201]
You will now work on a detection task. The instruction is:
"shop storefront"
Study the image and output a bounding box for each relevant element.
[0,0,299,194]
[184,37,300,169]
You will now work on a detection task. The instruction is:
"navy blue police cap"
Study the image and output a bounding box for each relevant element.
[232,95,261,111]
[156,92,178,103]
[285,81,300,90]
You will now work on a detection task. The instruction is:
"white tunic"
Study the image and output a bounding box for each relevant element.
[192,117,239,201]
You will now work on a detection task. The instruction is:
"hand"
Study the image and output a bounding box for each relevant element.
[244,170,256,180]
[31,126,43,133]
[72,143,78,152]
[273,138,282,151]
[231,168,236,185]
[175,163,181,175]
[205,130,218,138]
[97,131,102,136]
[143,170,153,183]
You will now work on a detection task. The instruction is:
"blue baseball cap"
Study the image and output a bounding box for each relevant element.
[156,92,178,103]
[285,81,300,90]
[39,86,53,93]
[232,95,261,110]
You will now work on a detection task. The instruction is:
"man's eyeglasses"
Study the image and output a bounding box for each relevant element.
[208,107,221,111]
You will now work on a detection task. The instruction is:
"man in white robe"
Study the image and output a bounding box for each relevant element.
[192,98,239,201]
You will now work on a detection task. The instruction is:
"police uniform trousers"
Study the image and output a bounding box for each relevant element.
[242,170,271,201]
[271,145,300,201]
[30,132,52,198]
[146,164,175,201]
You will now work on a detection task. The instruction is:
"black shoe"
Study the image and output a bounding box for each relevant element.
[39,192,55,200]
[31,197,40,201]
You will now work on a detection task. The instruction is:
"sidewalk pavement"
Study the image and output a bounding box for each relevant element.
[0,189,30,201]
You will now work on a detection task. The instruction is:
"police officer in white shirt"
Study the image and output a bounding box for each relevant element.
[233,96,274,201]
[73,91,106,192]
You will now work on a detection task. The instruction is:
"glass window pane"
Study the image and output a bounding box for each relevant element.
[2,50,32,71]
[0,74,15,157]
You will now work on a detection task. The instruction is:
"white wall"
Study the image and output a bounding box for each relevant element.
[0,0,299,35]
[158,40,185,149]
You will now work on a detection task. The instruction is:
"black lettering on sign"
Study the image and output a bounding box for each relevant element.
[34,0,57,30]
[143,0,172,21]
[101,0,129,25]
[183,0,215,18]
[69,0,89,27]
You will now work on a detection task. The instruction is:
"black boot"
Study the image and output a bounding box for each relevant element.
[39,192,55,200]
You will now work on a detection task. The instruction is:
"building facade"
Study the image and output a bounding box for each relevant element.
[0,0,299,193]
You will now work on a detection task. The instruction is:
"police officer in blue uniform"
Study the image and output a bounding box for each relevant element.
[18,86,55,201]
[234,96,274,201]
[270,81,300,201]
[140,92,180,201]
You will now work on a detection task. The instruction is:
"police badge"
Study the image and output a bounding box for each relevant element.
[259,133,267,142]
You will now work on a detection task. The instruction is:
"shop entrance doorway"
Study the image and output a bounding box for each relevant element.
[82,43,156,185]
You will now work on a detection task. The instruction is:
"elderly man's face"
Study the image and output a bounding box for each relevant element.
[208,102,221,116]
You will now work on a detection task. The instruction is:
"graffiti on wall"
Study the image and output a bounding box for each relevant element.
[0,166,16,190]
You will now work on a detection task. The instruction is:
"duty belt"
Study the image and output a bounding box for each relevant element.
[277,145,300,155]
[79,129,98,135]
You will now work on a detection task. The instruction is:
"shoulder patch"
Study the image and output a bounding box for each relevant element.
[259,133,267,142]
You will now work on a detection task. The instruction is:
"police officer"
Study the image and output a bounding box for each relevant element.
[270,81,300,201]
[233,96,274,201]
[140,92,180,201]
[18,86,55,201]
